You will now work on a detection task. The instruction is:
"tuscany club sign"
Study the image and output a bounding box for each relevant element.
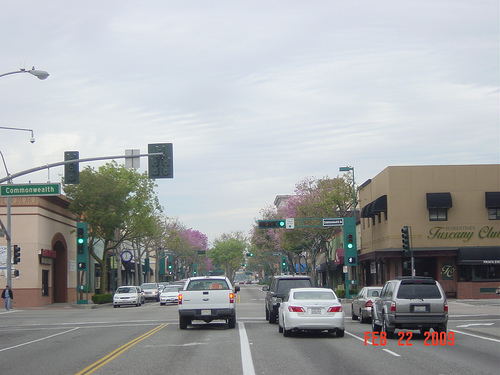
[427,225,500,242]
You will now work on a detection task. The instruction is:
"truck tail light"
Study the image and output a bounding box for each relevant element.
[327,306,343,313]
[229,292,234,303]
[390,301,396,312]
[288,306,305,313]
[178,294,183,305]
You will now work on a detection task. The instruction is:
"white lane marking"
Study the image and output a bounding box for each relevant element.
[239,322,256,375]
[457,323,494,328]
[451,329,500,343]
[0,327,79,352]
[383,349,401,357]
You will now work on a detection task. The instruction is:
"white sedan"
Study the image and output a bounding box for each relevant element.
[159,285,182,305]
[278,288,345,337]
[113,286,143,308]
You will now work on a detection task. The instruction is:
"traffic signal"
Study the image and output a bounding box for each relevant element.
[347,257,356,265]
[64,151,79,184]
[281,255,287,273]
[258,220,285,228]
[402,226,410,254]
[13,245,20,264]
[148,143,173,179]
[168,255,173,274]
[246,252,254,257]
[78,262,86,270]
[76,222,88,255]
[346,234,354,249]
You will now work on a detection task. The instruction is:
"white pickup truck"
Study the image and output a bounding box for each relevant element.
[178,276,240,329]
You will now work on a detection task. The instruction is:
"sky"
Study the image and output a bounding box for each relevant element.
[0,1,498,244]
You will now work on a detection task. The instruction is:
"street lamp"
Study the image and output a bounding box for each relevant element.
[0,67,49,80]
[1,66,48,288]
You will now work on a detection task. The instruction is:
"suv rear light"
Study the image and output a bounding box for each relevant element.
[288,306,306,313]
[229,292,234,303]
[444,301,448,312]
[178,294,183,305]
[365,300,373,308]
[390,301,396,312]
[327,306,343,313]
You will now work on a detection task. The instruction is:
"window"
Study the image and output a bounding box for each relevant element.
[488,208,500,220]
[42,270,49,296]
[429,208,448,221]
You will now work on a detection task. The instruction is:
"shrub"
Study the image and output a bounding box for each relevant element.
[91,293,113,304]
[335,289,346,298]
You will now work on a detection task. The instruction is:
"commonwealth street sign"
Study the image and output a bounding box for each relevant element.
[0,183,61,197]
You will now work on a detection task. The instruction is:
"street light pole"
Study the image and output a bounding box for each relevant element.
[1,66,49,288]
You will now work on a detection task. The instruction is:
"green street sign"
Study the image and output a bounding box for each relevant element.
[0,183,61,197]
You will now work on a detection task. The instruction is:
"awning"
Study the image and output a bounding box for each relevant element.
[426,192,452,209]
[458,247,500,265]
[361,195,387,218]
[485,192,500,208]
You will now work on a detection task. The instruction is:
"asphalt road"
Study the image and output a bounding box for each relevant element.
[0,284,499,375]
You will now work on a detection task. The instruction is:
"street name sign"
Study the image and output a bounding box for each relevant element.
[0,183,61,197]
[322,218,344,227]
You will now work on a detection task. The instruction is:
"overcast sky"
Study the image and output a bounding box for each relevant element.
[1,1,498,244]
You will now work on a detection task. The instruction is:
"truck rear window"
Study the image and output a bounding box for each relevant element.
[187,280,230,290]
[276,279,312,295]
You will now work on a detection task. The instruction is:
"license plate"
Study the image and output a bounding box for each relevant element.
[310,307,322,315]
[201,309,211,315]
[413,305,428,313]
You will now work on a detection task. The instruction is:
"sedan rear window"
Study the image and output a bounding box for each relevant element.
[293,291,335,300]
[397,284,442,299]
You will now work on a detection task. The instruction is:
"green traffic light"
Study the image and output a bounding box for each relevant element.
[77,238,84,244]
[347,243,353,249]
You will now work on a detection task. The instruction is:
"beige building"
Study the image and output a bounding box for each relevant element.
[0,195,77,307]
[358,164,500,299]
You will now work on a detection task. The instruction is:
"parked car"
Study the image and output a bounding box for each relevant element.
[160,285,182,305]
[263,275,313,324]
[113,286,143,308]
[372,276,448,338]
[351,286,382,323]
[140,282,161,301]
[278,288,345,337]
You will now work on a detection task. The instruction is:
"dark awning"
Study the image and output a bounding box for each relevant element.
[426,192,452,209]
[458,247,500,265]
[485,192,500,208]
[361,195,387,218]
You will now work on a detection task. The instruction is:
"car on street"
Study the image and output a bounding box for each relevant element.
[372,276,448,338]
[278,288,345,337]
[160,285,182,305]
[351,286,382,323]
[140,282,161,301]
[113,286,143,308]
[263,275,313,324]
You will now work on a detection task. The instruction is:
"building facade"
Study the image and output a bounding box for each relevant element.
[358,164,500,299]
[0,195,77,307]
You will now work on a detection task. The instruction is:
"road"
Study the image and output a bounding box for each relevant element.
[0,284,499,375]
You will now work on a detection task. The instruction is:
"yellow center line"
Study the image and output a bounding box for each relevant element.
[75,323,167,375]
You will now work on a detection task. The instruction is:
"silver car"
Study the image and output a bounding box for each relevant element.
[351,286,382,323]
[113,286,143,308]
[372,276,448,338]
[140,282,161,301]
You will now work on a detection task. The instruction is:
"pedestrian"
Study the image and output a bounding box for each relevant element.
[2,285,13,311]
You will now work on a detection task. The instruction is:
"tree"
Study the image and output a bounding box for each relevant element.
[64,161,162,293]
[209,232,247,281]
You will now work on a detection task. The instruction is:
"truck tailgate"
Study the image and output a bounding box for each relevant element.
[180,290,231,309]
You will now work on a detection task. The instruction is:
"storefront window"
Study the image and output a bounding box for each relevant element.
[472,265,500,281]
[429,208,447,221]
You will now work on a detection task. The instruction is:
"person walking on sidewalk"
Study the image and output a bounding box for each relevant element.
[2,285,13,311]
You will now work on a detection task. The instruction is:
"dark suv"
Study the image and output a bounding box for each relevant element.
[372,276,448,338]
[263,275,313,324]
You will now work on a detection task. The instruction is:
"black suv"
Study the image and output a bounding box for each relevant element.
[372,276,448,337]
[262,275,313,324]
